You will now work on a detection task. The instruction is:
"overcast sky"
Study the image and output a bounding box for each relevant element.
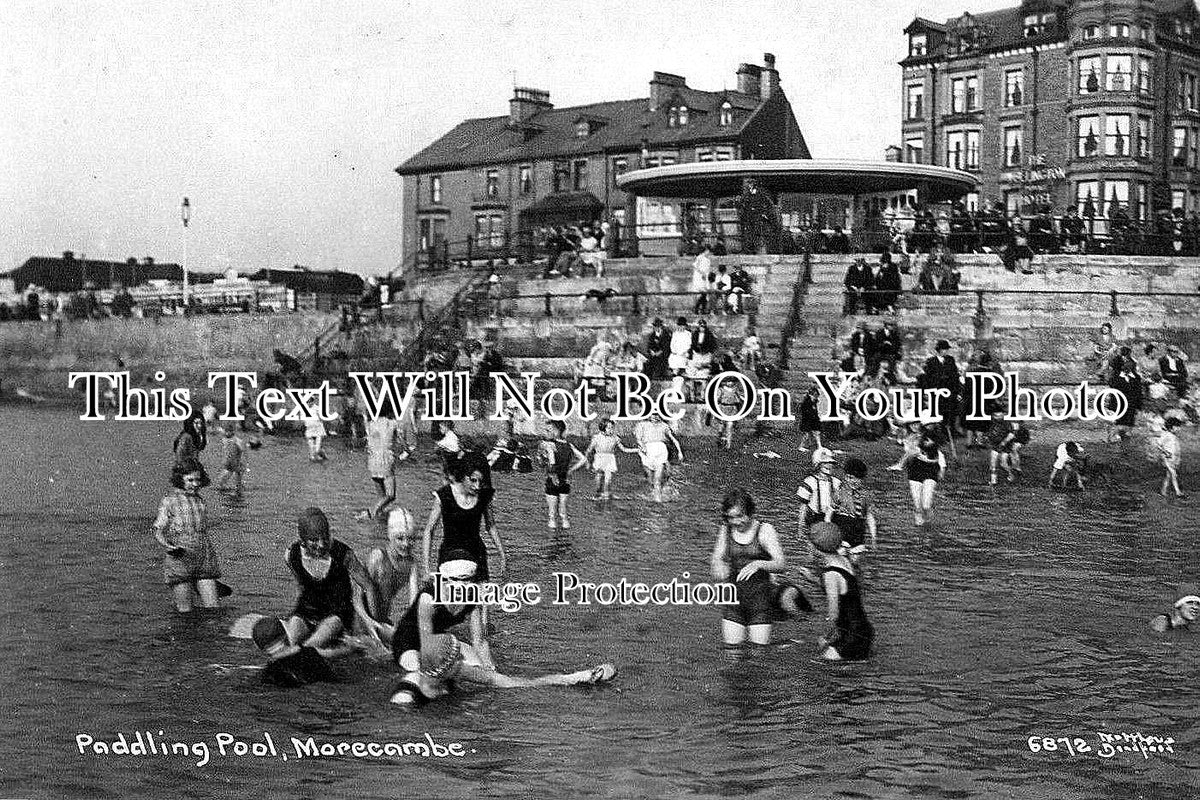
[0,0,1015,277]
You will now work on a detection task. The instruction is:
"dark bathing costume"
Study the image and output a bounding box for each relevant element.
[906,445,942,483]
[287,539,355,630]
[544,439,573,496]
[822,565,873,661]
[434,484,494,581]
[391,580,477,662]
[722,520,799,627]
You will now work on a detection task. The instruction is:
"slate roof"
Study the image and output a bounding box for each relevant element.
[906,0,1199,57]
[396,88,771,176]
[8,256,194,293]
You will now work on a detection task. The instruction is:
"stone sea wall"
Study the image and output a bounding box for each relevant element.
[0,312,339,400]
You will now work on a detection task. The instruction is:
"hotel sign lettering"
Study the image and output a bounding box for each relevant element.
[999,154,1067,187]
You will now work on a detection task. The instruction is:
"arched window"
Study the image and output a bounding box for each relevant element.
[678,105,688,126]
[719,101,733,126]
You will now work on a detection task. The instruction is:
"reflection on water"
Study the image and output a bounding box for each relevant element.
[0,407,1196,799]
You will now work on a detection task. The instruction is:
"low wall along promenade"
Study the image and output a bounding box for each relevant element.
[0,312,339,400]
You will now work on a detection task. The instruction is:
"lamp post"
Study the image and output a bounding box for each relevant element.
[181,197,191,310]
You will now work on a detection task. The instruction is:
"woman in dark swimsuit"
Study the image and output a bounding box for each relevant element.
[906,430,945,526]
[810,522,874,661]
[420,458,506,582]
[710,488,801,647]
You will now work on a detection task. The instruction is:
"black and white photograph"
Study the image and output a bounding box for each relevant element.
[1,1,1197,798]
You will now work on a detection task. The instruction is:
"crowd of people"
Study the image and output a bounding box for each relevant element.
[869,200,1200,259]
[536,222,614,279]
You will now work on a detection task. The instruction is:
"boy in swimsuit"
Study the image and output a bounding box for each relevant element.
[1150,584,1199,632]
[541,420,588,528]
[353,507,420,653]
[283,507,374,654]
[1048,442,1086,490]
[389,555,617,706]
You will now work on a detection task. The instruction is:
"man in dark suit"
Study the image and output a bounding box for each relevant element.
[843,258,873,316]
[922,339,961,434]
[873,319,903,369]
[1159,345,1190,397]
[876,254,903,313]
[646,318,671,380]
[848,320,875,368]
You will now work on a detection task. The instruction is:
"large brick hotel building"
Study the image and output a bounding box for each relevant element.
[901,0,1200,220]
[395,55,808,266]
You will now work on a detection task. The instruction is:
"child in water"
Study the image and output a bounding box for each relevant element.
[541,420,588,528]
[1048,442,1086,490]
[906,429,946,525]
[987,411,1030,485]
[304,413,328,462]
[828,457,878,559]
[810,522,874,661]
[1158,417,1185,498]
[1150,584,1199,632]
[215,424,246,497]
[583,416,638,499]
[153,464,225,613]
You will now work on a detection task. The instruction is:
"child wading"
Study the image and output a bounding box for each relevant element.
[906,429,945,525]
[583,417,637,499]
[1150,584,1199,632]
[153,464,225,613]
[216,424,246,497]
[1158,417,1185,498]
[541,420,588,528]
[810,522,874,661]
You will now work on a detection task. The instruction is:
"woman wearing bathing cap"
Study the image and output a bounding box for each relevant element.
[389,551,617,705]
[811,522,874,661]
[351,507,420,651]
[1150,584,1200,632]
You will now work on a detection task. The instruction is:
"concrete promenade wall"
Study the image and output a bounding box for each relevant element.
[0,312,339,399]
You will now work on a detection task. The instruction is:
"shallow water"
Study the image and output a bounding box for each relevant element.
[0,407,1196,799]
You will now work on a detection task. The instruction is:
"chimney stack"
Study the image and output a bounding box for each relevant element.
[736,63,762,97]
[760,53,779,99]
[510,87,552,124]
[649,71,687,111]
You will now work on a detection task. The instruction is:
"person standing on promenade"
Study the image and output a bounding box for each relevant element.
[646,318,671,380]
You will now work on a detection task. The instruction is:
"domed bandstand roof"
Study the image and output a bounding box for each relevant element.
[616,158,979,201]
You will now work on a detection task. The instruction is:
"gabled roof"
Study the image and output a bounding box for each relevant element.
[397,87,768,175]
[905,17,947,34]
[10,255,191,293]
[905,3,1069,57]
